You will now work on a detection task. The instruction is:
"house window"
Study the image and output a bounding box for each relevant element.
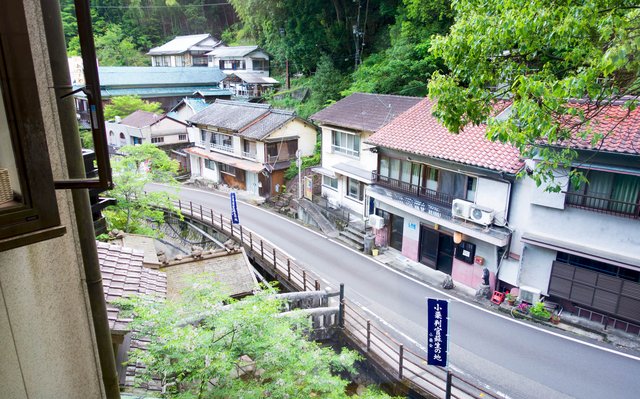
[175,56,184,67]
[151,137,164,144]
[219,163,236,176]
[210,132,233,152]
[347,178,364,201]
[204,160,215,171]
[178,134,187,141]
[466,177,477,201]
[223,60,245,70]
[322,175,338,190]
[331,130,360,157]
[119,132,126,146]
[252,58,268,71]
[567,169,640,217]
[109,131,115,145]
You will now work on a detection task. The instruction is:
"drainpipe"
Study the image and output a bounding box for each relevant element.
[40,1,121,398]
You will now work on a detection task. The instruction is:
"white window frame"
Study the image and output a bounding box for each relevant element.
[346,177,364,202]
[322,175,338,190]
[331,129,360,157]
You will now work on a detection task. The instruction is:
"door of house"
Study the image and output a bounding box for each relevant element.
[419,225,454,274]
[389,214,404,251]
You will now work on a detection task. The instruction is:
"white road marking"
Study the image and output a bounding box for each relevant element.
[170,184,640,362]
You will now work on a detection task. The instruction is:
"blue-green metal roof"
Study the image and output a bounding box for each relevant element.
[74,86,232,99]
[98,67,226,87]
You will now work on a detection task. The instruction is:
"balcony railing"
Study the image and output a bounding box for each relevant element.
[211,143,234,153]
[267,154,294,163]
[243,151,257,159]
[372,171,454,207]
[565,192,640,219]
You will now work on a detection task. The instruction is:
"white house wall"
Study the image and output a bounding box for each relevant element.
[475,177,511,224]
[267,119,317,156]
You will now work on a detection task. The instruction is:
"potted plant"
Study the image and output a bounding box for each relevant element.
[505,292,517,306]
[550,314,561,325]
[529,302,551,321]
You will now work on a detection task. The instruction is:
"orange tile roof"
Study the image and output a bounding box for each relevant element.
[366,98,524,174]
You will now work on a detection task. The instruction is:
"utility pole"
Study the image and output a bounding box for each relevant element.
[296,149,302,199]
[286,59,290,90]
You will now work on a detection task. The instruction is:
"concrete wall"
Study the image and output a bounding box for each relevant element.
[0,1,105,396]
[508,174,640,294]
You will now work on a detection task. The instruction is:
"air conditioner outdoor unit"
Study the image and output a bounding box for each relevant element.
[368,214,385,229]
[452,199,473,219]
[469,204,495,226]
[518,286,541,304]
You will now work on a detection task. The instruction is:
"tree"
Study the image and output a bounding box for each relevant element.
[94,24,150,66]
[428,0,639,188]
[103,95,162,121]
[103,143,180,235]
[116,275,396,399]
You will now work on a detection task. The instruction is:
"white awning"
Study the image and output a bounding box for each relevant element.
[521,231,640,270]
[497,258,519,286]
[310,166,336,178]
[332,161,372,183]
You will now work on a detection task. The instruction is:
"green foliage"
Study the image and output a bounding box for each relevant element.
[104,143,180,235]
[94,24,150,66]
[429,0,640,189]
[79,129,93,150]
[103,96,162,121]
[284,140,321,181]
[96,233,111,242]
[529,302,551,320]
[117,275,397,398]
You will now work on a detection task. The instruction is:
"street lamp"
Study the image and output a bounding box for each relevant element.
[296,149,302,199]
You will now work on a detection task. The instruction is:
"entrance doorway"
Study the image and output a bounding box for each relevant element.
[419,225,453,275]
[376,209,404,251]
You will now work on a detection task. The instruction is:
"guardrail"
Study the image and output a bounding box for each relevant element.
[171,198,500,399]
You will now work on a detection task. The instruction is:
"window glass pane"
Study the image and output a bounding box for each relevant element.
[466,177,477,201]
[379,156,389,177]
[426,168,438,191]
[401,161,411,183]
[390,159,400,180]
[411,163,421,185]
[0,87,22,205]
[585,171,613,209]
[323,176,338,189]
[353,135,360,153]
[610,174,640,214]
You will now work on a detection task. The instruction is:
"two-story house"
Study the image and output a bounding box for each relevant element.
[148,33,224,67]
[186,100,317,198]
[508,102,640,333]
[364,98,523,290]
[207,45,270,75]
[106,110,190,148]
[309,93,422,216]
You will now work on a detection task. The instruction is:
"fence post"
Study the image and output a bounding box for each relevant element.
[445,370,453,399]
[240,226,243,245]
[338,283,344,328]
[287,259,291,281]
[303,271,306,291]
[210,209,214,224]
[315,280,320,290]
[398,344,404,380]
[199,204,203,220]
[260,241,264,260]
[366,320,371,351]
[272,248,277,270]
[178,199,181,210]
[220,214,223,230]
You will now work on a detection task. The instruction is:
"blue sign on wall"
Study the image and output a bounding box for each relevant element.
[426,298,449,367]
[230,192,240,224]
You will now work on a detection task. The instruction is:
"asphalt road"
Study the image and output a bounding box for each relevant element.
[151,184,640,399]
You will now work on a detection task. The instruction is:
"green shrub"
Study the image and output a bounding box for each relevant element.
[529,302,551,320]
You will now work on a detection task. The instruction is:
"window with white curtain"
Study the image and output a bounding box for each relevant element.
[331,130,360,157]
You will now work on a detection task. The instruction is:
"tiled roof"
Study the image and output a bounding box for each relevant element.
[559,103,640,154]
[188,99,272,131]
[207,45,261,57]
[97,242,166,332]
[147,34,221,55]
[240,109,296,140]
[119,110,163,128]
[98,67,226,87]
[309,92,422,132]
[366,98,524,174]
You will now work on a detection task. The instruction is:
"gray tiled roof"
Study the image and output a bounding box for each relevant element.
[188,99,271,131]
[119,110,163,128]
[309,92,422,133]
[98,67,226,87]
[147,34,221,55]
[96,242,166,333]
[240,109,295,140]
[206,45,260,57]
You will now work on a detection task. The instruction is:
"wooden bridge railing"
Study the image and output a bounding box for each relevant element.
[171,199,501,399]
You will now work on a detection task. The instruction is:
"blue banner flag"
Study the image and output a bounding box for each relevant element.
[230,192,240,224]
[426,298,449,367]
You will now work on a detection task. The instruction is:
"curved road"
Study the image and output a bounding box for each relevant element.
[151,184,640,399]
